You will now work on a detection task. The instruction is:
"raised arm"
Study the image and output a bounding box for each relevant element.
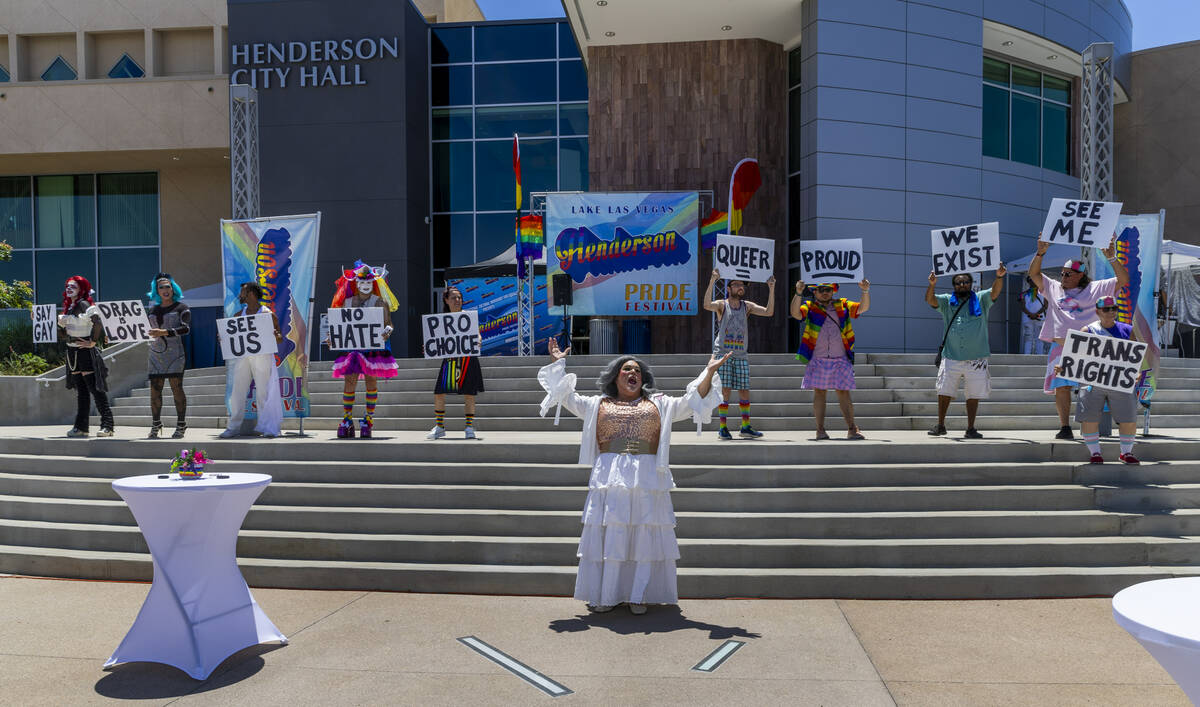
[747,276,776,316]
[1102,239,1130,289]
[990,263,1006,302]
[1028,237,1048,287]
[696,351,730,399]
[925,271,939,308]
[856,279,871,315]
[702,269,724,315]
[789,280,808,320]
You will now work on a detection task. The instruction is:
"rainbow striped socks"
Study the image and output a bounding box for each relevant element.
[342,391,355,421]
[465,413,475,428]
[434,410,445,430]
[365,390,377,424]
[718,403,729,430]
[739,400,751,429]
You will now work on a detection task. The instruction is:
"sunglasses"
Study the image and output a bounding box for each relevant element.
[1098,306,1119,312]
[814,287,834,293]
[1061,270,1081,277]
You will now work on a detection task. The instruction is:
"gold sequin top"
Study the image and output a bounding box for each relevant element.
[596,397,661,448]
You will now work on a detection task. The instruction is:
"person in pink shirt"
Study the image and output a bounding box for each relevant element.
[1027,237,1129,439]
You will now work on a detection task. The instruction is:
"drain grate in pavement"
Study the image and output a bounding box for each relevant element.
[457,635,573,697]
[691,640,746,672]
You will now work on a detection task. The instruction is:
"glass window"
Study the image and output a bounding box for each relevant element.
[433,107,473,140]
[41,56,77,81]
[476,104,556,139]
[788,176,801,241]
[983,57,1008,86]
[788,88,802,173]
[0,65,10,82]
[474,62,557,104]
[434,213,475,267]
[1044,74,1071,104]
[475,23,556,62]
[560,138,588,192]
[558,22,580,59]
[35,249,95,305]
[982,84,1009,160]
[559,60,587,101]
[35,175,95,248]
[431,65,472,106]
[1012,65,1040,96]
[1010,93,1040,166]
[1042,103,1070,174]
[108,54,145,79]
[432,26,472,64]
[0,176,33,249]
[0,251,33,298]
[433,142,473,212]
[98,173,157,246]
[789,47,802,89]
[475,212,518,262]
[98,247,159,300]
[559,103,588,136]
[476,138,555,211]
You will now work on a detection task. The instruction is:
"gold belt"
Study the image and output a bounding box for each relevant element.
[599,438,653,454]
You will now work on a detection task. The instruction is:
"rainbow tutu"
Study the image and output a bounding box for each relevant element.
[332,350,399,379]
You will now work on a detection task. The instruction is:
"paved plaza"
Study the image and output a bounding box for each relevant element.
[0,575,1187,705]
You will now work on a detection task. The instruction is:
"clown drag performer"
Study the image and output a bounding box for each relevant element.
[537,337,726,615]
[146,273,191,438]
[57,276,114,437]
[427,286,484,440]
[329,261,399,439]
[219,282,284,438]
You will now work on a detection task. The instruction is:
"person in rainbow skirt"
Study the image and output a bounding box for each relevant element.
[427,286,485,440]
[329,261,398,439]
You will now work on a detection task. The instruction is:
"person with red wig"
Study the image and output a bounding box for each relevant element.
[56,276,114,437]
[327,261,398,439]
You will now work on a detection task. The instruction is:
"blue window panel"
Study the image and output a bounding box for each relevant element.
[98,173,157,247]
[1010,92,1040,166]
[0,251,32,296]
[559,60,587,101]
[107,53,144,79]
[476,138,555,211]
[981,84,1008,159]
[0,176,33,249]
[906,161,981,200]
[1011,65,1040,96]
[35,249,95,306]
[35,175,95,248]
[476,104,556,139]
[788,89,803,173]
[41,56,77,81]
[1042,102,1070,174]
[559,22,580,59]
[476,212,519,262]
[433,142,473,212]
[98,247,159,300]
[1043,73,1071,105]
[983,57,1008,86]
[0,65,9,82]
[559,138,588,192]
[432,108,473,140]
[474,62,556,105]
[475,23,556,62]
[559,103,588,136]
[434,213,475,268]
[432,26,471,64]
[981,168,1042,207]
[431,65,472,106]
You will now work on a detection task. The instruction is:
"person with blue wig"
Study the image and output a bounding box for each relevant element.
[146,272,190,438]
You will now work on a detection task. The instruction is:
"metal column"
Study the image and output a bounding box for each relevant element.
[229,84,261,220]
[1080,43,1114,203]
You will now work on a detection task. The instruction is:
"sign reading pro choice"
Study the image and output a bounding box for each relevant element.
[714,234,774,282]
[1040,199,1123,247]
[931,222,999,276]
[1057,329,1148,394]
[422,310,480,359]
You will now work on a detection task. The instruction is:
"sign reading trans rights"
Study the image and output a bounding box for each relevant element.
[798,239,863,284]
[1039,199,1123,247]
[1057,329,1148,394]
[546,192,699,316]
[931,222,1000,277]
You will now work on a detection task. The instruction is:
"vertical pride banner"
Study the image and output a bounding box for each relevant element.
[220,214,320,421]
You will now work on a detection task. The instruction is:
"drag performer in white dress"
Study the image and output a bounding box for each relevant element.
[219,282,284,438]
[537,338,726,614]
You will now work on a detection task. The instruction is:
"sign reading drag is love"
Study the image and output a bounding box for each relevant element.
[546,192,699,316]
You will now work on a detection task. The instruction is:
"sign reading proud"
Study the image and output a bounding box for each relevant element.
[218,312,278,360]
[1039,199,1123,247]
[798,238,863,284]
[714,234,774,282]
[422,310,480,359]
[1057,329,1148,394]
[327,307,386,350]
[96,301,152,342]
[32,304,57,344]
[931,222,1000,276]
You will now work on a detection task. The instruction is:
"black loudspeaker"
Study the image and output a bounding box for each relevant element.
[552,273,573,306]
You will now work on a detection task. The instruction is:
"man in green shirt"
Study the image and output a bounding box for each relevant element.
[925,264,1006,438]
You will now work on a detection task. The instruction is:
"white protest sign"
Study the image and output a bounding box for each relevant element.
[714,234,774,283]
[32,304,57,344]
[218,312,278,360]
[799,238,863,284]
[327,307,386,350]
[95,300,152,342]
[1057,329,1147,394]
[421,310,480,359]
[1039,199,1123,248]
[931,222,1000,277]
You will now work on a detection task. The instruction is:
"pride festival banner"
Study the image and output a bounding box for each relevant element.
[220,214,320,424]
[545,192,699,316]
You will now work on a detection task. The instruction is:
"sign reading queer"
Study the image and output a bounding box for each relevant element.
[422,310,480,359]
[931,222,1000,277]
[327,307,385,350]
[798,238,863,284]
[32,304,57,344]
[96,301,152,342]
[714,234,774,282]
[218,312,278,360]
[1039,199,1123,247]
[1057,329,1148,394]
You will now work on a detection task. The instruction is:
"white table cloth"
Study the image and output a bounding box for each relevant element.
[1112,577,1200,702]
[104,472,285,680]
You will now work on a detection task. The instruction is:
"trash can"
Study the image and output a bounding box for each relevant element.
[621,318,651,354]
[589,317,619,355]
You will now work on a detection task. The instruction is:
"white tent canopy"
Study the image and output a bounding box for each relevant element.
[1005,244,1084,275]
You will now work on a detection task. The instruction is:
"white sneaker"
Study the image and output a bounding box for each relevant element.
[426,426,445,440]
[218,429,237,439]
[464,426,477,440]
[628,603,647,615]
[586,604,613,613]
[96,428,114,438]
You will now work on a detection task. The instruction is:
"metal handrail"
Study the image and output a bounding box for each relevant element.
[34,341,145,387]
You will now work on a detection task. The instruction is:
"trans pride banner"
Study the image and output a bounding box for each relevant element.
[546,192,699,316]
[1092,213,1162,403]
[449,276,558,356]
[220,214,320,422]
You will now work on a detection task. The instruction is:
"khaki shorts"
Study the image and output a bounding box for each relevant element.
[1076,386,1138,424]
[936,358,991,399]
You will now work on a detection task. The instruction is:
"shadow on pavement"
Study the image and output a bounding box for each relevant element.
[94,643,283,699]
[548,605,762,639]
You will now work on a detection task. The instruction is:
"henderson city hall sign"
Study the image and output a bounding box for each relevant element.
[230,37,401,89]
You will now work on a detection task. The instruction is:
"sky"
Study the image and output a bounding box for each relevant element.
[476,0,1200,52]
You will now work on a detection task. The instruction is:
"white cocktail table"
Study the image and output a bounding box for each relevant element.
[1112,577,1200,702]
[104,472,286,680]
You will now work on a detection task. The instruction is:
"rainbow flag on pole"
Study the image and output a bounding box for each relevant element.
[513,133,522,211]
[700,208,728,250]
[728,157,762,235]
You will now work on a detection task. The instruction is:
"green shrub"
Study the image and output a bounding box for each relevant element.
[0,350,52,376]
[0,320,65,368]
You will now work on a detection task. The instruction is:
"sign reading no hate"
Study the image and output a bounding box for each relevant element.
[32,304,57,344]
[931,222,1000,277]
[1039,199,1123,247]
[327,307,386,351]
[798,238,863,284]
[96,300,153,343]
[422,310,480,359]
[1057,329,1147,394]
[218,312,278,360]
[714,234,774,283]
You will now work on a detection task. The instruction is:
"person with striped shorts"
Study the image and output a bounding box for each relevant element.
[703,269,776,440]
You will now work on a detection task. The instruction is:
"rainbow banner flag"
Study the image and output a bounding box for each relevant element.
[515,213,543,277]
[513,133,522,211]
[700,208,728,250]
[728,158,762,235]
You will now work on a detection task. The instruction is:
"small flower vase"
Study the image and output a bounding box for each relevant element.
[177,462,205,479]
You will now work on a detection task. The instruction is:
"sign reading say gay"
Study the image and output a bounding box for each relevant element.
[32,304,57,344]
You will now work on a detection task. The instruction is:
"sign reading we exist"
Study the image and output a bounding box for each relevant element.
[32,304,56,344]
[422,310,481,359]
[96,301,152,343]
[218,312,279,360]
[1039,199,1123,247]
[714,234,774,283]
[1057,329,1148,394]
[798,238,863,284]
[931,222,1000,277]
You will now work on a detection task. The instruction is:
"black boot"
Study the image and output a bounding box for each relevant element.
[85,374,114,435]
